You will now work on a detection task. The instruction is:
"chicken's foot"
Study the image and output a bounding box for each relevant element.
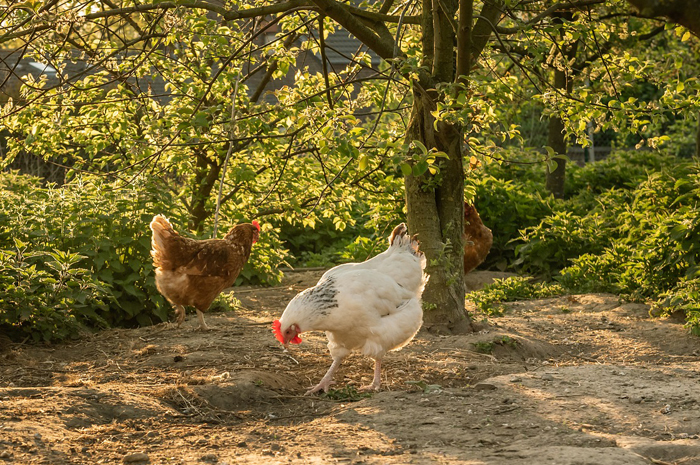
[174,305,186,327]
[196,310,210,331]
[359,358,382,392]
[306,357,343,395]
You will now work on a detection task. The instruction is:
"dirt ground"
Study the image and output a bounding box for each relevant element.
[1,270,700,465]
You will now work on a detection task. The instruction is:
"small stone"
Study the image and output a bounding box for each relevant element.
[0,450,12,459]
[122,452,149,463]
[660,405,672,415]
[34,433,42,440]
[173,355,185,363]
[541,374,554,381]
[236,441,248,448]
[473,383,497,391]
[200,454,218,463]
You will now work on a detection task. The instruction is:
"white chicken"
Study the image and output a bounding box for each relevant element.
[273,223,427,394]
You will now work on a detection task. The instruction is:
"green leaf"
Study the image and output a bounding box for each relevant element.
[412,160,429,177]
[358,155,369,171]
[410,140,428,156]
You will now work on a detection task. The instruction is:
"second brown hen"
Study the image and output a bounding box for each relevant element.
[463,202,492,274]
[150,215,260,330]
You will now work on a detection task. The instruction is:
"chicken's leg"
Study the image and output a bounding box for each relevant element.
[359,358,382,392]
[306,357,343,395]
[196,310,210,331]
[174,305,186,327]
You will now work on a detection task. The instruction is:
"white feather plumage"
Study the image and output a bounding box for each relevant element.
[278,223,427,394]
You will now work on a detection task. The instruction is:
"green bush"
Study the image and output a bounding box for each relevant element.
[513,210,610,280]
[467,276,565,315]
[547,159,700,332]
[0,171,287,341]
[565,150,675,197]
[0,243,112,342]
[479,150,700,333]
[471,173,554,271]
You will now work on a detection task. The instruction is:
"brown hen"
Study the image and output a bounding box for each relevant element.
[463,203,493,274]
[149,215,260,330]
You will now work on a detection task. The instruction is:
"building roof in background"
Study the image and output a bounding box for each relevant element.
[323,29,382,66]
[0,48,169,103]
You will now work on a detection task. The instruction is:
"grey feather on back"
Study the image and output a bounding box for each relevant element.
[296,276,338,316]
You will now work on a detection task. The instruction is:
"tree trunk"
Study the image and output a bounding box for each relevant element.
[404,94,467,333]
[310,0,495,333]
[188,148,221,232]
[401,0,470,334]
[545,12,577,199]
[545,87,567,198]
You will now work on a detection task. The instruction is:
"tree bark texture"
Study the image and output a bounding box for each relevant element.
[627,0,700,37]
[545,105,567,199]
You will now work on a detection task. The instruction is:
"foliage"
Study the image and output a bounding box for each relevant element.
[0,171,285,341]
[565,150,678,197]
[511,150,678,279]
[2,0,700,335]
[512,156,700,333]
[0,244,112,342]
[514,210,608,280]
[467,277,565,316]
[279,207,399,269]
[467,152,555,271]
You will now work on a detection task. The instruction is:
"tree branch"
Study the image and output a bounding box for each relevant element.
[627,0,700,36]
[308,0,396,59]
[456,0,473,83]
[471,0,504,61]
[496,0,605,34]
[0,0,314,45]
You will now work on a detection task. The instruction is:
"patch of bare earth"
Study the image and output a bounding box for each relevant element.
[1,270,700,464]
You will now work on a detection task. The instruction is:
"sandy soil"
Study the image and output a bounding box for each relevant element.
[1,270,700,465]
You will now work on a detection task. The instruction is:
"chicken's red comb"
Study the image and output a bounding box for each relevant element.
[252,219,260,231]
[272,319,285,344]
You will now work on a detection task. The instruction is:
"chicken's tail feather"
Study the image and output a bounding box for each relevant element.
[150,215,178,267]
